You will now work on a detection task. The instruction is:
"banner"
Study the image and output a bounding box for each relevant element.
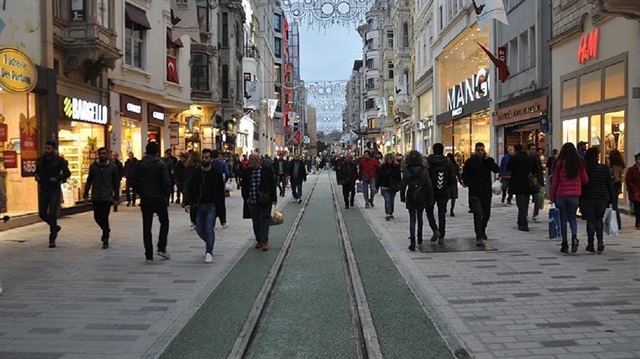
[4,150,17,168]
[170,0,200,43]
[267,99,279,119]
[293,131,301,146]
[394,72,408,102]
[244,81,261,109]
[473,0,508,29]
[19,113,38,177]
[477,42,510,83]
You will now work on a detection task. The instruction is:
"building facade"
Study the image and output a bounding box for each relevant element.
[412,0,436,155]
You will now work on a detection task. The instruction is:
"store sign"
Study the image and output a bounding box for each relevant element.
[494,96,548,126]
[120,94,143,120]
[446,68,489,112]
[148,103,165,126]
[578,28,599,64]
[452,108,463,116]
[0,47,38,93]
[61,96,108,124]
[0,122,7,141]
[4,150,17,168]
[19,113,38,177]
[169,122,179,145]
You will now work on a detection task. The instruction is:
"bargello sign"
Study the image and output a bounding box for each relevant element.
[446,68,489,112]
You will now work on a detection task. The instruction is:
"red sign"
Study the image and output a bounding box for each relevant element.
[0,123,7,141]
[4,150,17,168]
[293,130,301,146]
[19,113,38,177]
[578,28,599,64]
[166,56,179,83]
[498,46,507,64]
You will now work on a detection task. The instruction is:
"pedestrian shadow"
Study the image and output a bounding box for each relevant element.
[418,238,497,253]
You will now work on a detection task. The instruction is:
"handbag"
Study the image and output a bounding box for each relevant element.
[548,204,561,239]
[491,179,502,195]
[225,180,234,192]
[603,208,619,236]
[356,182,363,193]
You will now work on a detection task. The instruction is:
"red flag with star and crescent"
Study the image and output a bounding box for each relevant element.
[167,56,179,83]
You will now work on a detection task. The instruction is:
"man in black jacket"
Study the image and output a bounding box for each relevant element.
[111,151,124,212]
[123,152,138,206]
[183,149,225,263]
[174,153,187,204]
[426,143,456,245]
[242,153,277,251]
[273,152,289,197]
[288,153,307,203]
[507,144,535,232]
[130,142,172,263]
[462,142,500,246]
[35,140,71,248]
[337,153,358,208]
[84,147,120,248]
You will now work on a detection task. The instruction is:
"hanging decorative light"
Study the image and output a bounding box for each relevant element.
[281,0,376,30]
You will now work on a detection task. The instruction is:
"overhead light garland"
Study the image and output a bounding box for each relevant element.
[282,0,376,30]
[306,80,347,132]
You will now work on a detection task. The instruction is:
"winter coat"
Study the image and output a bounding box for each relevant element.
[288,160,307,182]
[499,154,511,178]
[376,163,401,192]
[183,166,225,206]
[35,154,71,192]
[130,155,172,203]
[124,158,138,179]
[213,159,230,182]
[273,158,290,176]
[507,152,535,195]
[358,157,381,180]
[582,164,614,203]
[174,160,186,184]
[427,154,455,198]
[337,161,358,186]
[242,166,277,205]
[83,160,120,202]
[462,155,500,198]
[625,164,640,202]
[400,164,434,210]
[549,160,589,202]
[113,159,124,179]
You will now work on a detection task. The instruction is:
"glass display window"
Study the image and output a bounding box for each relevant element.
[579,116,589,143]
[562,118,577,145]
[562,78,577,109]
[121,118,141,158]
[58,120,105,208]
[455,118,470,163]
[440,121,453,154]
[471,115,490,154]
[578,69,601,105]
[603,110,625,157]
[604,62,625,99]
[562,110,625,163]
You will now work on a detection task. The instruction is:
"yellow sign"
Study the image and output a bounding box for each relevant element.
[0,47,37,93]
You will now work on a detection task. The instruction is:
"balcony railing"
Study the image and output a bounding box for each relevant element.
[244,45,258,59]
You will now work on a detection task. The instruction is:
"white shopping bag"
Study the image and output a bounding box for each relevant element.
[491,179,502,196]
[608,210,619,237]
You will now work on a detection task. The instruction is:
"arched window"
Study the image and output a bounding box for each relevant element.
[402,22,409,47]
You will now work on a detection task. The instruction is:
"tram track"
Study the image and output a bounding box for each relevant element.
[226,172,381,359]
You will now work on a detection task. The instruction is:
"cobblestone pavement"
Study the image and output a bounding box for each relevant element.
[356,183,640,359]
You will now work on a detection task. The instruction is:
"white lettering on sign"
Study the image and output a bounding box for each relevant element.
[126,103,142,114]
[446,69,490,111]
[69,97,108,124]
[151,111,165,121]
[452,108,463,116]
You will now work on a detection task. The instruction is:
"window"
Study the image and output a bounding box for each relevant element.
[274,64,282,84]
[367,19,374,30]
[365,98,375,109]
[387,31,394,48]
[438,5,443,30]
[236,22,242,49]
[222,13,229,47]
[368,118,376,128]
[403,70,410,96]
[197,0,209,32]
[518,30,528,71]
[97,0,110,28]
[402,22,409,47]
[562,78,577,109]
[191,53,209,91]
[366,58,374,69]
[508,38,518,72]
[274,13,282,32]
[388,62,394,79]
[53,0,62,18]
[529,26,536,69]
[604,62,625,99]
[579,69,601,105]
[222,64,229,98]
[562,119,577,144]
[166,28,181,83]
[274,38,282,58]
[366,78,375,90]
[125,17,145,68]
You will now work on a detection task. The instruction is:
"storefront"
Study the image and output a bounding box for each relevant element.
[493,96,549,156]
[148,103,165,151]
[0,47,40,217]
[120,94,142,158]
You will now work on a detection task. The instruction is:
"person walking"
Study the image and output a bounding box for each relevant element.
[626,153,640,230]
[426,143,455,244]
[581,148,614,254]
[130,142,172,263]
[232,153,244,190]
[446,153,461,217]
[183,151,201,230]
[162,149,176,205]
[83,147,120,249]
[527,143,545,222]
[376,153,401,220]
[608,149,625,230]
[507,144,535,232]
[273,152,289,197]
[242,153,277,251]
[462,142,500,247]
[183,149,225,263]
[337,153,358,209]
[212,149,230,228]
[549,142,589,254]
[499,145,514,205]
[123,152,139,206]
[546,148,559,190]
[111,151,124,212]
[359,150,381,208]
[288,153,307,203]
[35,140,71,248]
[400,150,433,251]
[174,153,187,205]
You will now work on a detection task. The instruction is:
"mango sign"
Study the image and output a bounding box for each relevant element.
[0,47,38,93]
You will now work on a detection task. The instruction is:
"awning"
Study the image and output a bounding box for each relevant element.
[166,28,184,47]
[126,4,151,30]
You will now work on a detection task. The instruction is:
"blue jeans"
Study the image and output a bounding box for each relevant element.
[408,208,424,239]
[291,178,303,200]
[380,187,396,215]
[363,178,376,204]
[195,203,216,254]
[555,196,579,241]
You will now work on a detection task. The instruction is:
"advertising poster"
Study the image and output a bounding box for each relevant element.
[19,113,38,177]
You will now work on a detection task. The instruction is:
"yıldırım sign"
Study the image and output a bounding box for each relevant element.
[0,47,37,93]
[446,68,489,112]
[61,96,108,125]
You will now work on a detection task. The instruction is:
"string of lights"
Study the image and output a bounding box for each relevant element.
[281,0,376,30]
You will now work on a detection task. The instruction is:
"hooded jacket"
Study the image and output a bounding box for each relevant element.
[83,159,120,202]
[130,155,171,203]
[427,154,455,197]
[462,155,500,198]
[35,154,71,192]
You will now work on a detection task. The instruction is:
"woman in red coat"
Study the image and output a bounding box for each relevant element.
[626,153,640,230]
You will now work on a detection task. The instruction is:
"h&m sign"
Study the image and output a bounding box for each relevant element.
[578,28,599,64]
[446,68,489,112]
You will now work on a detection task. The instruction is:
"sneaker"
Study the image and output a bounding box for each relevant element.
[102,239,109,249]
[205,253,213,263]
[48,240,56,248]
[389,214,394,219]
[262,242,269,251]
[146,258,153,264]
[475,239,485,247]
[158,251,170,260]
[255,241,262,248]
[532,216,540,223]
[585,244,595,253]
[365,203,370,209]
[518,226,530,232]
[385,215,391,221]
[222,223,229,229]
[190,223,195,230]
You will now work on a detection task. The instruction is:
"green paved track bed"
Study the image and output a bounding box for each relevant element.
[248,175,358,359]
[342,196,455,359]
[159,201,301,359]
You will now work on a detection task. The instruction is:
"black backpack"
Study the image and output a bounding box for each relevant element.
[407,167,426,204]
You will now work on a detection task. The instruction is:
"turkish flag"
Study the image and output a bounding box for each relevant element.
[167,56,179,83]
[293,131,301,146]
[476,42,510,83]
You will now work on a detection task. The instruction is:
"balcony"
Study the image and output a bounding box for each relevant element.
[244,45,259,59]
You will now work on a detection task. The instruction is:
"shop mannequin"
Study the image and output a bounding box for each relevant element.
[604,123,616,153]
[591,126,601,146]
[618,122,625,152]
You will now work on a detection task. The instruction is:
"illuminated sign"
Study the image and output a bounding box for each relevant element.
[0,47,37,93]
[61,96,108,124]
[452,108,463,116]
[446,68,489,111]
[578,28,599,64]
[151,111,165,120]
[126,103,142,114]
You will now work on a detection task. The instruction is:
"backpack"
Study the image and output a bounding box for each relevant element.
[429,159,451,197]
[406,167,426,204]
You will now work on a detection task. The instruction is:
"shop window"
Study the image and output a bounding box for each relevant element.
[604,61,625,99]
[191,53,209,91]
[125,17,146,68]
[578,116,589,143]
[579,69,601,105]
[562,78,577,109]
[440,122,454,155]
[472,117,490,154]
[121,118,142,159]
[603,110,625,157]
[589,114,602,150]
[562,119,577,144]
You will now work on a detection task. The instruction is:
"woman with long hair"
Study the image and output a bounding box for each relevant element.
[550,142,589,254]
[447,153,462,216]
[608,149,625,230]
[399,150,433,251]
[183,151,201,229]
[582,148,614,254]
[376,153,402,220]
